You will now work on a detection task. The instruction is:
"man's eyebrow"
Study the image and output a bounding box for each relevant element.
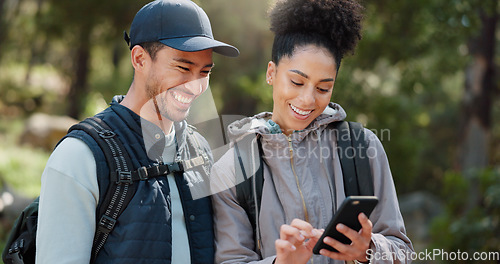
[204,63,214,69]
[174,58,195,65]
[289,69,334,82]
[174,58,214,68]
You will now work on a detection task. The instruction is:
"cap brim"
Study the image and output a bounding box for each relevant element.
[160,36,239,57]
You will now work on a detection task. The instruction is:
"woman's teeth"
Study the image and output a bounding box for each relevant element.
[290,104,312,116]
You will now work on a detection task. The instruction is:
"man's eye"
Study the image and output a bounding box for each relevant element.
[178,66,189,71]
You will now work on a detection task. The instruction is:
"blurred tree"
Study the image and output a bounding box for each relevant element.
[430,168,500,256]
[330,0,500,194]
[200,0,273,116]
[0,0,5,62]
[456,2,498,210]
[24,0,47,83]
[35,0,148,119]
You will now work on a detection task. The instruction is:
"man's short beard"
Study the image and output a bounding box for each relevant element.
[148,84,190,122]
[146,80,159,100]
[158,99,189,122]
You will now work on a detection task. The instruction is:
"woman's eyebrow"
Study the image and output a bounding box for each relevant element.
[289,69,334,82]
[289,69,308,78]
[319,78,334,82]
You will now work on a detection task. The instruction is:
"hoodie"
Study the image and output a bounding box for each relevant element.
[211,102,414,264]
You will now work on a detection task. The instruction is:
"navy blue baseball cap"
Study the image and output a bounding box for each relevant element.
[124,0,239,57]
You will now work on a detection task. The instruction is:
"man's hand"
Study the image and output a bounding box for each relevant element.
[274,219,322,264]
[318,213,373,262]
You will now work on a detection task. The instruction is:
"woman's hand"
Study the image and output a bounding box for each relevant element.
[319,213,373,262]
[274,219,322,264]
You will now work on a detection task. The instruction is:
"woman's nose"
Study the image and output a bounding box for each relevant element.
[300,86,316,106]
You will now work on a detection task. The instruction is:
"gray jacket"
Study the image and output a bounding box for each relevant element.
[211,103,414,264]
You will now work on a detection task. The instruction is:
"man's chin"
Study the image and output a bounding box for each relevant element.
[162,109,189,123]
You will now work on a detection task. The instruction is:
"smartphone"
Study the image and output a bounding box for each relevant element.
[312,196,378,254]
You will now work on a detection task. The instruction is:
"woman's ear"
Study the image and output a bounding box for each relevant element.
[266,61,276,85]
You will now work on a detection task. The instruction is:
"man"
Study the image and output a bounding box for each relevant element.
[36,0,238,263]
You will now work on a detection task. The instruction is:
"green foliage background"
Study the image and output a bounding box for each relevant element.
[0,0,499,261]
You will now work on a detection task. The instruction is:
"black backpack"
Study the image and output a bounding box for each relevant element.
[2,116,204,264]
[234,121,374,248]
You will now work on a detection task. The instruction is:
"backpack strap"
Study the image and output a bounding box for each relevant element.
[234,134,264,245]
[68,117,137,262]
[347,122,374,196]
[67,117,181,262]
[182,125,211,176]
[332,121,374,196]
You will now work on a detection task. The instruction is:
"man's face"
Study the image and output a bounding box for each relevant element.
[145,46,213,122]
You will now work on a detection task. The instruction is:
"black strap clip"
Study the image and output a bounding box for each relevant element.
[116,170,132,184]
[168,162,183,173]
[98,215,117,234]
[7,244,24,264]
[98,130,116,139]
[8,239,24,255]
[137,166,148,180]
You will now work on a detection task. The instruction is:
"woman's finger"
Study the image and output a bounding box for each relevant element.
[358,213,373,239]
[275,239,297,254]
[290,218,315,237]
[280,224,305,244]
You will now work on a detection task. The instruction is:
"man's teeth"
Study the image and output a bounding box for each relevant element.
[290,104,312,116]
[174,93,193,104]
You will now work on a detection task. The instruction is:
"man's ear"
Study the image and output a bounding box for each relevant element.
[131,45,149,72]
[266,61,276,85]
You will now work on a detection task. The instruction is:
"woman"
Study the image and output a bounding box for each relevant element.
[211,0,413,263]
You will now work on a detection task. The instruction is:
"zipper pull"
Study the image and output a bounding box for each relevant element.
[287,135,293,156]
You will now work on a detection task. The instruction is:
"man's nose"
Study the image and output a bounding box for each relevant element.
[184,77,209,96]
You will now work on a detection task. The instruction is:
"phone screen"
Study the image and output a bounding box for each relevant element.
[312,196,378,254]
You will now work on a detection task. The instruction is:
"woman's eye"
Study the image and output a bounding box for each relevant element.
[318,88,330,93]
[291,80,303,86]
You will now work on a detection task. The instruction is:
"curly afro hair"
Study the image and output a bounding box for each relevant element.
[269,0,363,69]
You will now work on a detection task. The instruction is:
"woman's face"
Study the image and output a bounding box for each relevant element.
[267,45,337,135]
